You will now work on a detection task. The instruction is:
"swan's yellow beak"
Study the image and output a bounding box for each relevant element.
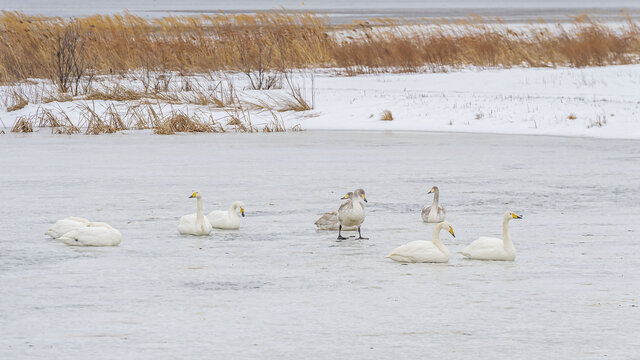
[360,193,368,202]
[449,227,455,238]
[341,193,349,199]
[428,187,434,194]
[189,192,198,198]
[511,213,522,219]
[240,208,245,217]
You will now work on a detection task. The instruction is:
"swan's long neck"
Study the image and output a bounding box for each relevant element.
[228,203,240,218]
[431,223,448,254]
[431,189,439,208]
[196,197,204,226]
[502,217,515,252]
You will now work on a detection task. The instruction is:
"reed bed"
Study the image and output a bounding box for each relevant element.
[11,106,80,134]
[7,99,302,135]
[0,11,639,86]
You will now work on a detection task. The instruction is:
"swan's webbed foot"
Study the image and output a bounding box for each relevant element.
[337,235,348,241]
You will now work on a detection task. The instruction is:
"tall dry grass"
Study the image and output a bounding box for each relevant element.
[1,11,639,85]
[8,100,302,135]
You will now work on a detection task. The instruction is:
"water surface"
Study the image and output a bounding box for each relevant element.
[0,131,638,358]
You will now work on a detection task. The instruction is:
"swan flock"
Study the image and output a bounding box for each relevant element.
[46,186,524,263]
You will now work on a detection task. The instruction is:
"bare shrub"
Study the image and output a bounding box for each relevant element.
[381,110,393,120]
[53,21,92,95]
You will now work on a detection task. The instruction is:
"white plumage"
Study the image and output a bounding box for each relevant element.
[387,221,455,263]
[58,223,122,246]
[178,192,212,236]
[45,217,90,239]
[459,211,522,261]
[207,201,245,230]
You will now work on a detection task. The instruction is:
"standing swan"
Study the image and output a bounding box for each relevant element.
[207,201,245,230]
[459,211,522,261]
[421,186,446,223]
[178,192,213,236]
[386,221,455,263]
[45,217,90,239]
[337,189,368,240]
[58,222,122,246]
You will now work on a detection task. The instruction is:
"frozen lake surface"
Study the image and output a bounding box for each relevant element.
[1,131,639,358]
[1,0,639,22]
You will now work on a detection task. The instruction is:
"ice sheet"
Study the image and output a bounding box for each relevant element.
[0,131,639,358]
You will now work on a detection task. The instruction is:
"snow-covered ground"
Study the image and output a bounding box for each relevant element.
[299,65,640,138]
[2,65,639,139]
[1,131,639,359]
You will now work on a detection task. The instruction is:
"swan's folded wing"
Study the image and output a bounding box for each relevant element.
[421,206,432,221]
[338,200,353,213]
[459,237,502,258]
[315,211,339,229]
[206,210,227,222]
[58,227,121,246]
[45,218,89,239]
[387,241,437,262]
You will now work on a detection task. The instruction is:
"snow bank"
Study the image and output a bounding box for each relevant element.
[2,65,639,139]
[293,65,640,139]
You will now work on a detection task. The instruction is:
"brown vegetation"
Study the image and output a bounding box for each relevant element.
[7,100,301,135]
[0,11,639,85]
[381,110,394,121]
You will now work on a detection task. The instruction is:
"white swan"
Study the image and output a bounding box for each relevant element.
[45,217,90,239]
[459,211,522,261]
[387,221,455,263]
[207,201,245,230]
[337,189,368,240]
[178,192,213,236]
[421,186,446,223]
[58,222,122,246]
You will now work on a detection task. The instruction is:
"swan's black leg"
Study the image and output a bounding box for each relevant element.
[356,226,368,240]
[337,225,347,240]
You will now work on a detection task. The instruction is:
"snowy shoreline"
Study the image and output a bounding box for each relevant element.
[2,64,639,140]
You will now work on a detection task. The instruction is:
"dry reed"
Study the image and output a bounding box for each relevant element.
[381,110,394,121]
[11,116,33,132]
[1,11,639,85]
